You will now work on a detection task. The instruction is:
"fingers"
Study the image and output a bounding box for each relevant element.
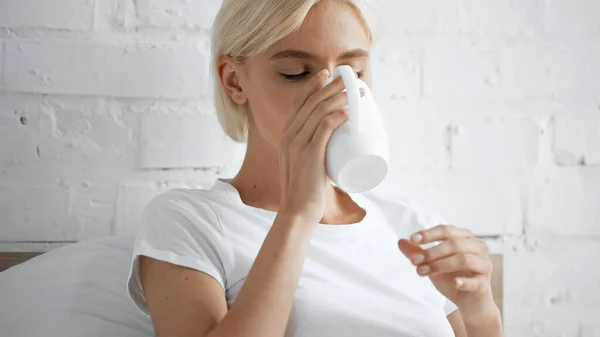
[454,277,488,292]
[300,76,345,122]
[310,110,349,152]
[413,238,489,265]
[416,253,493,277]
[297,69,332,109]
[400,225,495,300]
[398,238,424,259]
[285,70,345,137]
[410,225,474,244]
[297,91,349,144]
[283,69,329,126]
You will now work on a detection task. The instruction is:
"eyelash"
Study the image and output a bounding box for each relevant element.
[281,71,364,81]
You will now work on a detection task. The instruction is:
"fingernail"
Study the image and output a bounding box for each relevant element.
[411,234,423,243]
[411,254,424,264]
[319,69,330,78]
[417,265,430,275]
[455,278,464,289]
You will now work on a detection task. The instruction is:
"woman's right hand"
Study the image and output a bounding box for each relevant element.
[277,69,350,224]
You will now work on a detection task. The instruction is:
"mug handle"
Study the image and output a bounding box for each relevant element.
[333,65,362,134]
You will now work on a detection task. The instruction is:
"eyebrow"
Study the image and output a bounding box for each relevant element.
[269,48,370,61]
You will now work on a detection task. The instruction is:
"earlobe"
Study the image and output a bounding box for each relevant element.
[218,58,247,105]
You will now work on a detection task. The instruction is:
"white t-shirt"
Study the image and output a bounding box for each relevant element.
[127,179,458,337]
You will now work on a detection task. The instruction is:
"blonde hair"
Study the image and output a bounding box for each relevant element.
[211,0,377,142]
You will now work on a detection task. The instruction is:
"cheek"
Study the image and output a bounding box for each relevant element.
[248,79,298,142]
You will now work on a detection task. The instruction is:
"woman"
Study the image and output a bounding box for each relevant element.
[127,1,504,336]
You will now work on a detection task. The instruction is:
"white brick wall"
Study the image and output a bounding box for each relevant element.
[423,45,600,100]
[377,0,546,36]
[450,118,540,170]
[504,238,600,336]
[2,40,210,98]
[139,113,245,169]
[1,1,599,335]
[553,115,600,166]
[0,0,94,31]
[0,185,77,241]
[530,168,600,236]
[545,0,600,35]
[131,0,221,31]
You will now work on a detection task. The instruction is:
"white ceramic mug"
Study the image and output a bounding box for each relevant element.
[325,65,389,193]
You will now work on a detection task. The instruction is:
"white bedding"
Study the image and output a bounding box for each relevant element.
[0,236,155,337]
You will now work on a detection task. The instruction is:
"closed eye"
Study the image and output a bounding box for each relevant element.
[280,71,364,82]
[280,71,311,81]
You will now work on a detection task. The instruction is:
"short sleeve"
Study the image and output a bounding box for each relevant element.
[126,189,233,315]
[444,298,458,316]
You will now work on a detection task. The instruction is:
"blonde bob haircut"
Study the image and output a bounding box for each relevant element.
[211,0,377,142]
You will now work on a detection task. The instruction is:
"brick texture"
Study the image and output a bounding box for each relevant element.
[131,0,221,31]
[553,115,600,167]
[0,0,94,31]
[545,0,600,35]
[2,40,209,99]
[450,118,540,171]
[139,113,245,169]
[504,239,600,336]
[1,0,599,334]
[423,46,600,100]
[0,185,78,241]
[529,168,600,236]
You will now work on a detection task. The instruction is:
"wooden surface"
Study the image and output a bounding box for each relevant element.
[0,251,504,313]
[490,254,504,316]
[0,252,43,272]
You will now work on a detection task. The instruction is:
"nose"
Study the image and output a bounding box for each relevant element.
[322,65,361,78]
[323,66,336,79]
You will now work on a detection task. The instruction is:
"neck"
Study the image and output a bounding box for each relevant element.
[228,130,364,224]
[229,130,282,212]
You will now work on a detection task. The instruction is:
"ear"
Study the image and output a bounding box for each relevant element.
[218,56,248,105]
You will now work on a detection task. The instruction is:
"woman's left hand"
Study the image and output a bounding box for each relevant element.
[398,225,497,318]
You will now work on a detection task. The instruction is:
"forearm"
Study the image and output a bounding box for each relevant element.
[208,211,314,337]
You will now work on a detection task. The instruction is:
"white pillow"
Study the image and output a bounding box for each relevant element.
[0,236,155,337]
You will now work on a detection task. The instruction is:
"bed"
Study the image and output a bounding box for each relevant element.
[0,252,43,272]
[0,250,504,314]
[0,236,504,337]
